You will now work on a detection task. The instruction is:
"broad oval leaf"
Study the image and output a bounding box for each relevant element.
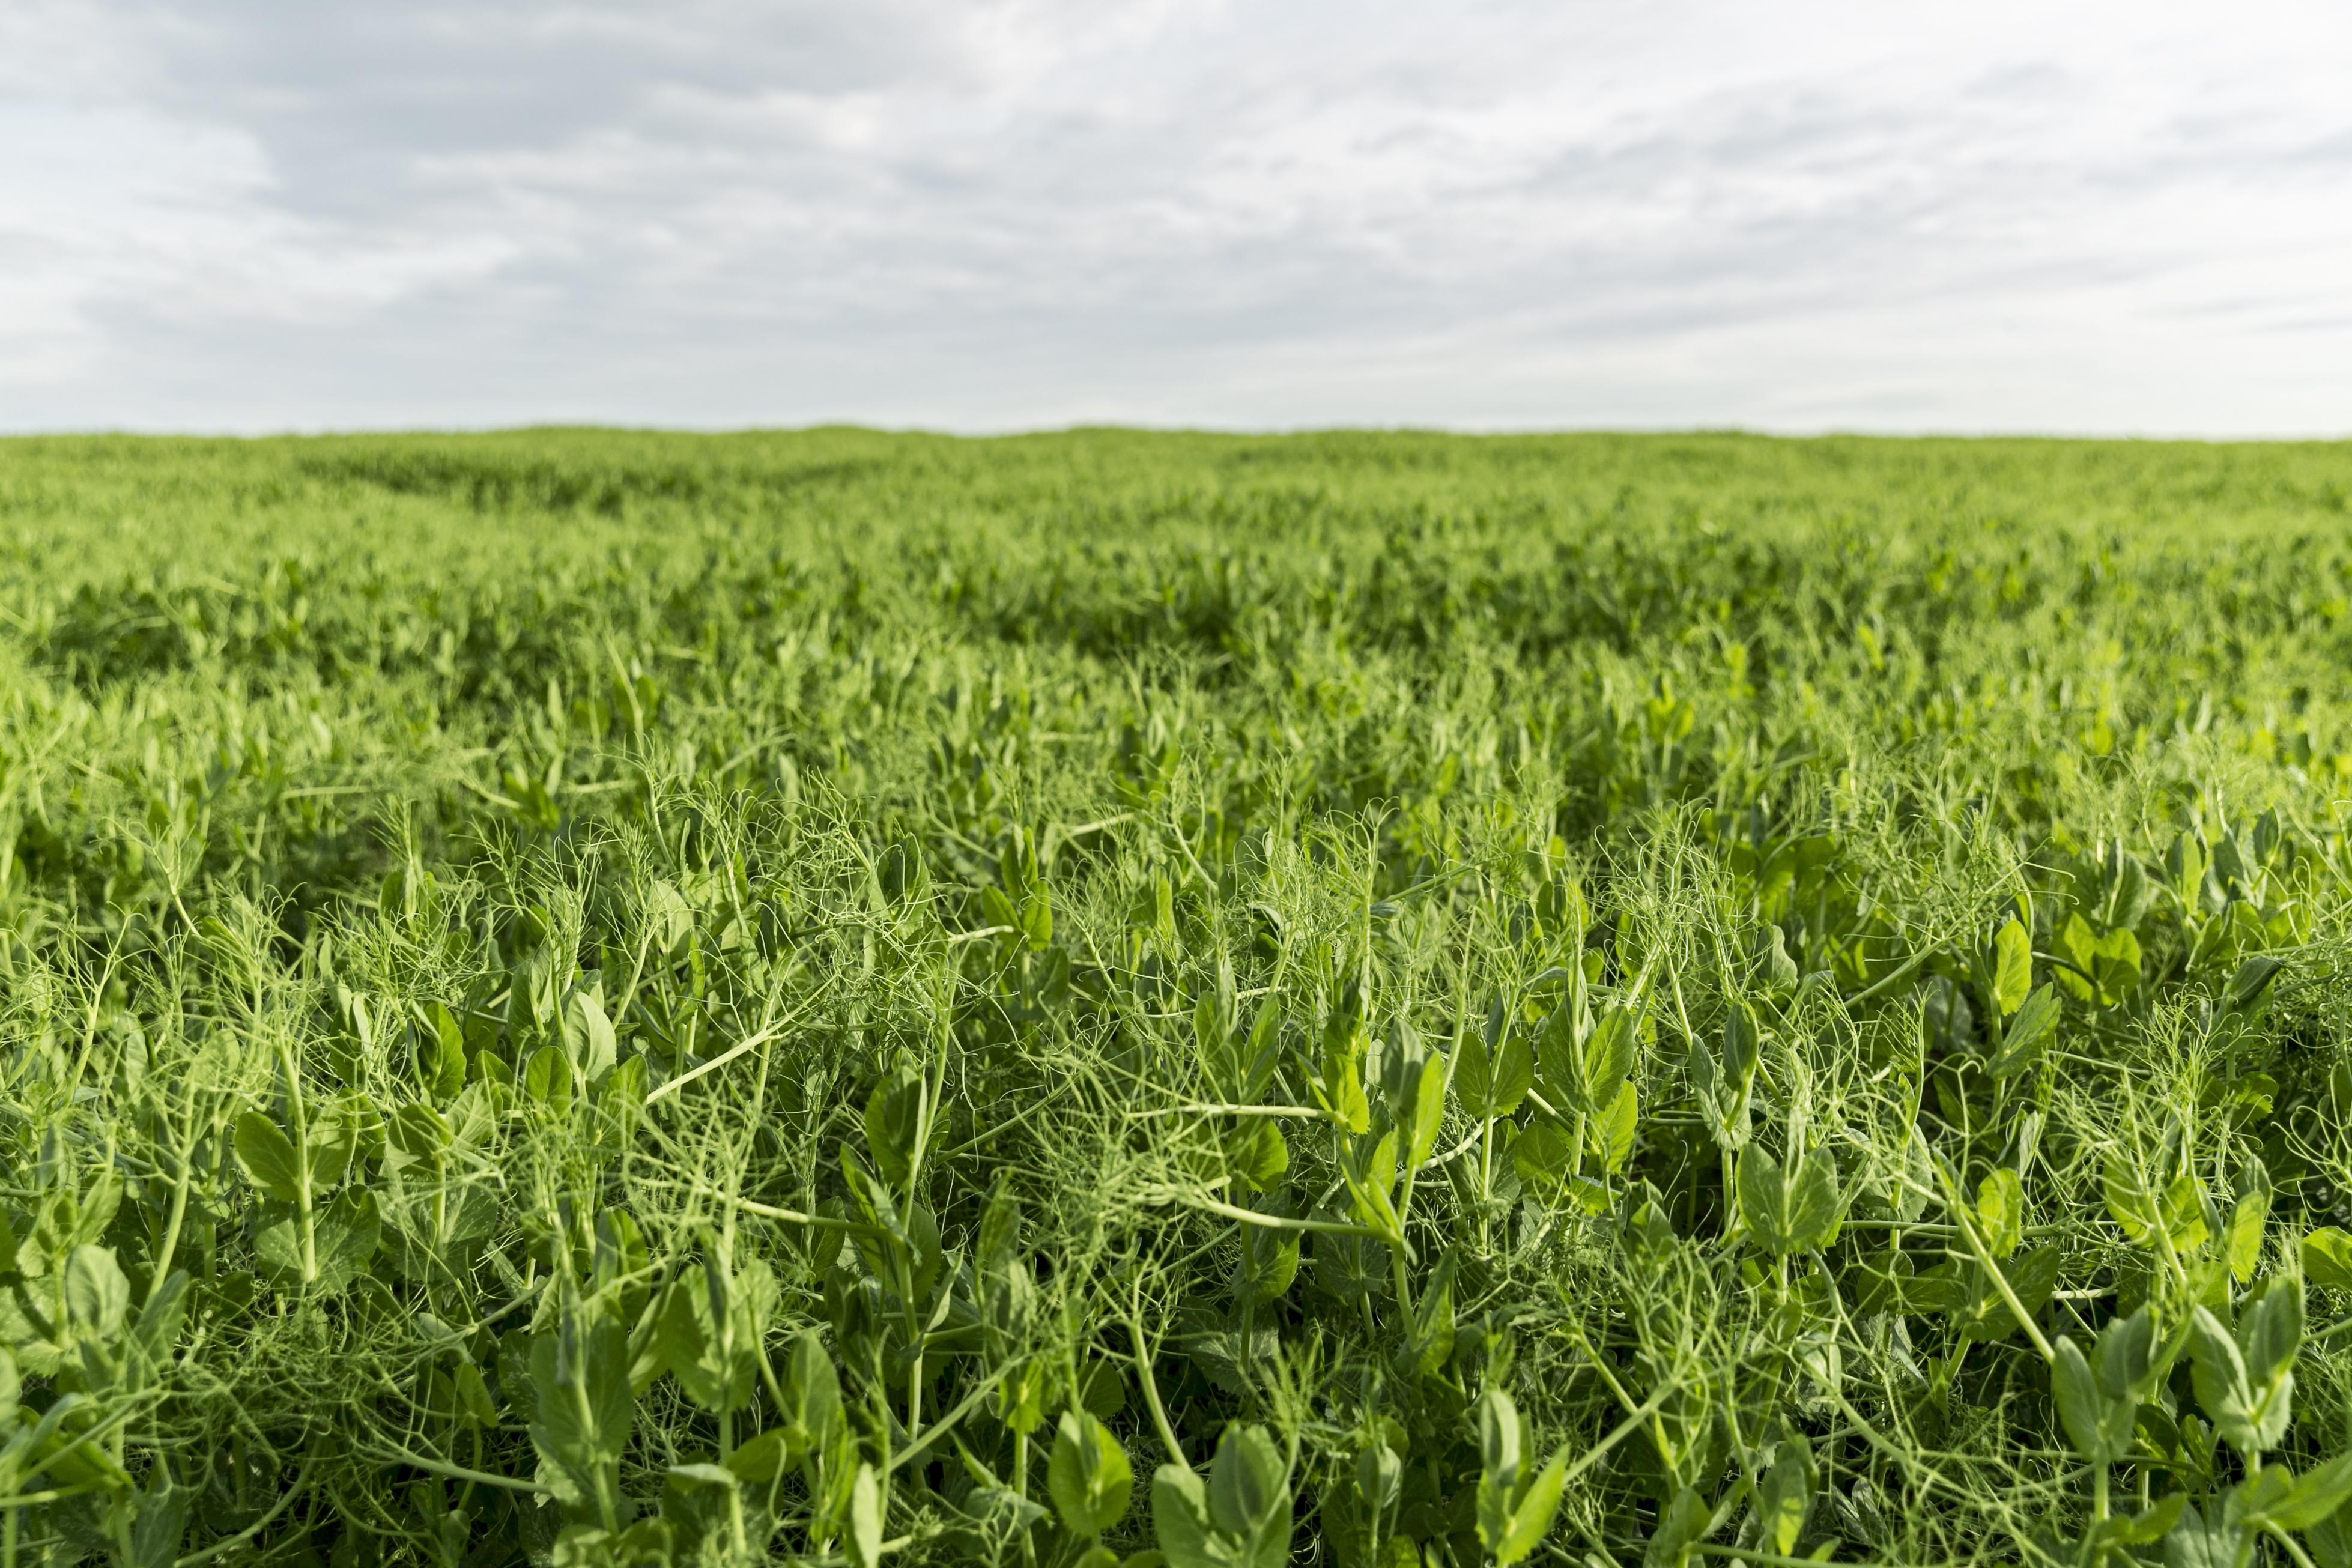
[233,1112,304,1203]
[1049,1408,1134,1537]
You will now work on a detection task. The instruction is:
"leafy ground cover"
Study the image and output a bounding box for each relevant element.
[4,429,2352,1568]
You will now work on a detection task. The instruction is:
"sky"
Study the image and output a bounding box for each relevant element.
[2,1,2349,436]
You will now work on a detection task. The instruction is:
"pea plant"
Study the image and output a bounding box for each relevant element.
[5,430,2352,1567]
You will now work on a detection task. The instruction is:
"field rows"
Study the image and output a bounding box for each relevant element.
[2,431,2351,1567]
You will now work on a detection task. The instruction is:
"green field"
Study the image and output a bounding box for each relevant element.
[5,429,2352,1568]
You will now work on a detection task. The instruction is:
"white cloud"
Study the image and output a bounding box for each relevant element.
[1,0,2347,432]
[0,104,513,381]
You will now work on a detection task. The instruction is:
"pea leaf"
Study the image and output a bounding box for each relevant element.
[1755,1434,1814,1557]
[2303,1228,2352,1291]
[1976,1167,2025,1259]
[1738,1145,1843,1255]
[1993,919,2034,1016]
[1587,1080,1638,1175]
[1990,985,2058,1079]
[2226,1188,2269,1285]
[864,1065,925,1191]
[233,1112,303,1204]
[1049,1409,1133,1537]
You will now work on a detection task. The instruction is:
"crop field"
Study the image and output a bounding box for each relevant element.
[7,430,2352,1568]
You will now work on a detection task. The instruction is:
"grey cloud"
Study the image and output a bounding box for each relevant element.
[3,0,2349,434]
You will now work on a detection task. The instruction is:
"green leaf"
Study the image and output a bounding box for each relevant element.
[1338,1130,1403,1244]
[864,1066,925,1191]
[2227,955,2285,1013]
[1738,1145,1843,1255]
[782,1331,846,1451]
[530,1310,635,1514]
[1478,1386,1523,1493]
[566,988,617,1083]
[1225,1119,1288,1195]
[1965,1244,2062,1343]
[2164,1501,2240,1568]
[2096,1494,2184,1548]
[2226,1188,2269,1285]
[2190,1304,2294,1457]
[1577,1006,1638,1115]
[1498,1448,1569,1566]
[386,1100,451,1169]
[233,1111,304,1203]
[1990,985,2058,1078]
[661,1254,779,1415]
[1233,1220,1299,1306]
[1576,1086,1629,1179]
[2052,1337,2108,1463]
[2312,1506,2352,1568]
[2095,927,2144,1006]
[2160,1173,2213,1253]
[119,1267,187,1396]
[1756,1434,1814,1557]
[1151,1464,1217,1568]
[2053,1336,2133,1465]
[1050,1408,1134,1537]
[1693,1004,1760,1151]
[1318,1019,1372,1135]
[1151,1427,1289,1568]
[1461,1013,1532,1121]
[2252,1454,2352,1531]
[422,1002,468,1098]
[1196,991,1239,1101]
[2304,1229,2352,1291]
[2103,1157,2159,1243]
[850,1462,884,1568]
[977,1175,1024,1276]
[1512,1119,1577,1193]
[2094,1307,2161,1403]
[2243,1274,2305,1385]
[1993,919,2033,1015]
[64,1244,129,1342]
[1643,1486,1712,1568]
[119,1473,187,1568]
[1976,1167,2025,1259]
[303,1098,361,1190]
[310,1187,381,1294]
[1398,1251,1456,1377]
[1241,994,1284,1101]
[1453,1029,1494,1116]
[252,1188,379,1292]
[524,1045,575,1115]
[1401,1051,1446,1169]
[2108,1163,2210,1252]
[1208,1424,1290,1557]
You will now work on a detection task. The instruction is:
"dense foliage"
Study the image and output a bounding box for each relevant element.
[4,429,2352,1568]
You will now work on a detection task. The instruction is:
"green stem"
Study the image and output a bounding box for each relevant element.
[2077,1464,2109,1568]
[146,1122,197,1306]
[1478,1115,1495,1253]
[1126,1306,1187,1469]
[276,1037,317,1285]
[2269,1523,2321,1568]
[1723,1146,1738,1240]
[720,1407,747,1558]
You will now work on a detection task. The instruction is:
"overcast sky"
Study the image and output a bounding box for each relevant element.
[3,1,2349,435]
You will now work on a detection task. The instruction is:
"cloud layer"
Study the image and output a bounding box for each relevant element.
[4,0,2349,434]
